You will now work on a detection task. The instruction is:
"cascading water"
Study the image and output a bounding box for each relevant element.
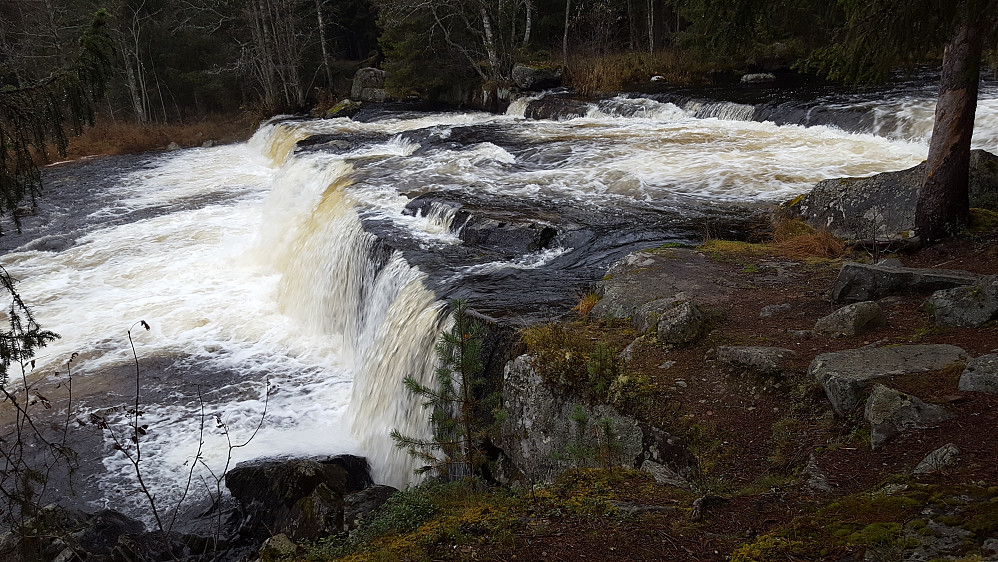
[3,75,998,522]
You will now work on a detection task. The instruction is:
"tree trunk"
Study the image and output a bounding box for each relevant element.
[480,7,501,81]
[522,0,532,47]
[915,19,983,243]
[647,0,654,54]
[315,0,334,88]
[563,0,570,67]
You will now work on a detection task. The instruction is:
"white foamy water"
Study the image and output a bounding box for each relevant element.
[2,82,997,520]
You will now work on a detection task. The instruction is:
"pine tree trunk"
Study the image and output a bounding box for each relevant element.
[915,20,983,243]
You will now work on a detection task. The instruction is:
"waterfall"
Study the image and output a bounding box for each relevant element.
[258,122,447,487]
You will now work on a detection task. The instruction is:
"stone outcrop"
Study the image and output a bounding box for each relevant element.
[511,64,563,90]
[808,344,969,415]
[225,455,372,542]
[590,249,734,320]
[958,354,998,395]
[499,355,696,487]
[864,384,952,449]
[351,68,387,103]
[813,301,887,336]
[831,262,980,304]
[790,149,998,242]
[716,346,795,375]
[925,276,998,328]
[343,485,398,531]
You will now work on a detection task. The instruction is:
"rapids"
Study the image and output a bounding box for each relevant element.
[1,76,996,523]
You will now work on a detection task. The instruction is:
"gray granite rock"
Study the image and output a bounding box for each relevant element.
[958,354,998,395]
[633,294,688,333]
[913,443,960,474]
[925,276,998,328]
[865,384,952,449]
[590,249,735,320]
[512,64,563,90]
[790,149,998,242]
[657,301,707,345]
[814,301,887,336]
[759,303,792,318]
[808,344,969,415]
[716,346,795,375]
[831,262,980,304]
[351,67,387,102]
[500,355,696,485]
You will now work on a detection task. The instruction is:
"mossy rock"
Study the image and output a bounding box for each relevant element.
[326,99,362,118]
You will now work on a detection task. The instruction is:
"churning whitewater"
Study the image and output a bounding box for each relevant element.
[3,81,998,521]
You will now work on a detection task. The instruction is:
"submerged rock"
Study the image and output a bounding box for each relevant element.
[864,384,952,449]
[790,149,998,242]
[813,301,887,337]
[808,344,968,415]
[831,262,980,304]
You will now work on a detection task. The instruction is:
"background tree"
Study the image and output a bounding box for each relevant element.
[0,8,111,231]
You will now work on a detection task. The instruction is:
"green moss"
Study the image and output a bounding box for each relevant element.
[969,208,998,232]
[782,193,806,208]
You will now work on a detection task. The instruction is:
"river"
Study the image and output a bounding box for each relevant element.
[2,76,997,524]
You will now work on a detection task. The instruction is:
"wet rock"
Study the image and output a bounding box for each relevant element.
[913,443,960,474]
[343,485,398,531]
[831,261,981,304]
[276,483,344,542]
[759,303,792,318]
[715,346,795,375]
[808,344,969,415]
[864,384,952,449]
[326,98,362,118]
[790,149,998,242]
[351,68,387,102]
[925,276,998,328]
[167,141,181,151]
[202,139,216,148]
[522,97,590,120]
[813,301,887,337]
[657,301,707,346]
[958,354,998,395]
[499,355,695,485]
[512,64,562,90]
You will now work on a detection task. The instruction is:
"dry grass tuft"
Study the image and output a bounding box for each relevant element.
[769,217,846,260]
[61,114,259,160]
[572,291,601,317]
[566,49,713,95]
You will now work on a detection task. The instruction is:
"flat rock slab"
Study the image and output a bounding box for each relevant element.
[591,249,736,319]
[790,149,998,242]
[716,346,795,375]
[808,344,969,415]
[831,262,980,304]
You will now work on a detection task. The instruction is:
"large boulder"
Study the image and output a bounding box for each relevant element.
[808,344,969,415]
[590,249,735,320]
[499,355,696,486]
[958,354,998,395]
[512,64,563,90]
[831,261,981,304]
[864,384,952,449]
[790,149,998,242]
[925,275,998,328]
[656,300,707,345]
[351,68,387,103]
[225,455,372,541]
[813,301,887,336]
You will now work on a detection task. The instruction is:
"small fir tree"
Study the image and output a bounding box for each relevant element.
[391,300,500,480]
